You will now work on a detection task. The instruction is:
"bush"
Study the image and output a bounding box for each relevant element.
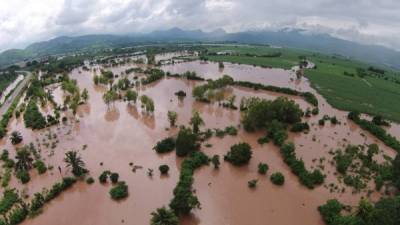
[33,160,47,174]
[99,170,110,183]
[224,142,252,166]
[110,172,119,184]
[290,122,310,132]
[86,177,95,184]
[270,172,285,185]
[153,137,176,153]
[159,165,170,175]
[258,163,269,174]
[109,182,129,200]
[211,155,220,169]
[24,99,47,130]
[16,170,30,184]
[248,179,258,188]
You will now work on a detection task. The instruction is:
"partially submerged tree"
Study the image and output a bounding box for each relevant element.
[167,111,178,127]
[10,131,23,145]
[150,207,179,225]
[189,111,204,133]
[64,151,87,177]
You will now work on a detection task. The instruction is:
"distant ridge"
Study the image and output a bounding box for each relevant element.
[1,27,400,70]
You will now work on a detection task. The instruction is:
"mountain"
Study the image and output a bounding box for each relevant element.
[1,28,400,69]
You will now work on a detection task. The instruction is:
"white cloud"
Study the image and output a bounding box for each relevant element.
[0,0,400,51]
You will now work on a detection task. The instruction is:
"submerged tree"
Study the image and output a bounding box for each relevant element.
[167,111,178,127]
[81,88,89,103]
[189,111,204,133]
[64,151,87,177]
[15,147,33,171]
[150,207,179,225]
[10,131,23,145]
[126,89,138,104]
[103,90,118,109]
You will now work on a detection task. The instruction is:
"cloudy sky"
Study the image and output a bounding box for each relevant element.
[0,0,400,52]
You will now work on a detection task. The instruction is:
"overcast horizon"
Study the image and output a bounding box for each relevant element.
[1,0,400,52]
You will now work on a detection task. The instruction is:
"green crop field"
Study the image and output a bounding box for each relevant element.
[203,45,400,122]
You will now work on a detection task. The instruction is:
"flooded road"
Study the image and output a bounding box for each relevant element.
[0,59,397,225]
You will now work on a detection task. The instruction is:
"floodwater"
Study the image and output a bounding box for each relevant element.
[0,59,398,225]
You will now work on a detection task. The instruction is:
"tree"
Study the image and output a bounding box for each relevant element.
[258,163,269,174]
[211,155,220,169]
[126,90,138,104]
[189,111,204,133]
[10,131,23,145]
[167,111,178,127]
[109,182,128,200]
[150,207,179,225]
[176,127,198,157]
[64,151,87,177]
[224,142,252,166]
[159,165,170,175]
[270,172,285,185]
[15,147,33,171]
[81,88,89,102]
[103,90,118,109]
[141,95,155,113]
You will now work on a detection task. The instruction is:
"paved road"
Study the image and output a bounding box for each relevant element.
[0,71,32,116]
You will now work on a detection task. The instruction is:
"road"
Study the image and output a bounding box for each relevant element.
[0,71,32,116]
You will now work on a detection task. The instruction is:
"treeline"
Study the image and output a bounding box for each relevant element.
[169,151,209,215]
[233,80,318,107]
[319,197,400,225]
[0,177,77,225]
[280,142,324,189]
[348,111,400,152]
[141,69,165,85]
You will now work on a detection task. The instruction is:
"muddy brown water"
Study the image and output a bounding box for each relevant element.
[0,60,397,225]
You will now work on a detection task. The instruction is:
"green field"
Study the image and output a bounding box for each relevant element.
[203,45,400,122]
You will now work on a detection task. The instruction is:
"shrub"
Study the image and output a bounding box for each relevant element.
[33,160,47,174]
[99,170,110,183]
[211,155,220,169]
[86,177,95,184]
[109,182,129,200]
[258,163,269,174]
[153,137,176,154]
[110,172,119,184]
[270,172,285,185]
[159,165,170,175]
[16,170,30,184]
[248,179,258,188]
[290,122,310,132]
[150,207,179,225]
[224,142,252,166]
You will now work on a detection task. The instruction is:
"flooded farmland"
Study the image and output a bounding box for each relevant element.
[0,58,398,225]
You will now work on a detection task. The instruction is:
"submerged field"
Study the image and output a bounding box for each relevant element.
[0,51,398,225]
[203,45,400,122]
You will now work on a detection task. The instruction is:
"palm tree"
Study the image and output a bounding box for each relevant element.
[189,111,204,133]
[64,151,87,177]
[150,207,179,225]
[15,147,33,171]
[10,131,23,145]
